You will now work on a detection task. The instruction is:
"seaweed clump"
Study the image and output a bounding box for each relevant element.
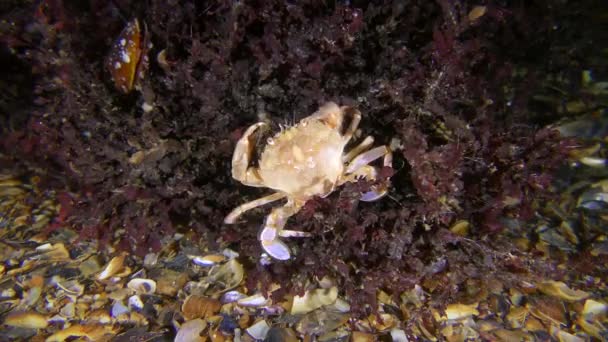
[1,0,603,317]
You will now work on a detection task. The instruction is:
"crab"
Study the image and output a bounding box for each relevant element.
[224,102,393,260]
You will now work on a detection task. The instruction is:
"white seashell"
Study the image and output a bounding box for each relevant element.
[4,312,48,329]
[206,258,244,294]
[175,318,207,342]
[54,279,85,299]
[234,328,243,342]
[127,278,157,294]
[192,254,226,267]
[59,302,75,318]
[128,295,144,311]
[222,248,240,259]
[246,320,271,340]
[0,288,16,298]
[221,290,247,304]
[291,287,338,315]
[143,253,158,267]
[390,328,409,342]
[237,293,270,307]
[48,314,67,324]
[582,299,608,318]
[98,254,126,281]
[111,300,130,318]
[261,305,285,315]
[130,269,146,279]
[34,243,52,251]
[331,298,351,313]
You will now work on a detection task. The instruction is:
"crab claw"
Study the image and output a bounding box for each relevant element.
[360,184,389,202]
[261,238,291,260]
[259,223,291,260]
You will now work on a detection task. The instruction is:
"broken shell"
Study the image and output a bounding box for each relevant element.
[265,327,298,342]
[143,253,159,267]
[34,243,70,261]
[127,311,149,326]
[577,313,606,339]
[450,220,470,236]
[157,49,170,71]
[4,311,48,329]
[246,320,271,340]
[291,287,338,315]
[537,281,590,301]
[156,269,189,296]
[0,287,16,299]
[506,306,529,328]
[261,304,286,316]
[97,254,126,281]
[181,295,221,320]
[128,295,144,311]
[192,254,226,267]
[107,287,131,301]
[222,248,240,259]
[48,314,67,325]
[111,300,130,318]
[582,299,608,318]
[368,313,398,332]
[79,256,102,277]
[59,302,75,318]
[401,284,426,307]
[351,331,375,342]
[45,324,117,342]
[237,293,270,307]
[87,309,112,324]
[21,276,43,308]
[53,278,85,299]
[436,303,479,321]
[128,151,145,165]
[206,258,244,294]
[295,309,349,335]
[221,290,247,304]
[527,316,547,333]
[175,319,207,342]
[528,297,567,326]
[492,328,534,341]
[468,6,487,22]
[330,298,351,313]
[390,328,409,342]
[127,278,157,295]
[552,328,586,342]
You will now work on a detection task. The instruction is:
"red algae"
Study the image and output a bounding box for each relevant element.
[0,0,603,317]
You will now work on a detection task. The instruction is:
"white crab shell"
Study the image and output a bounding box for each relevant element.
[258,119,346,199]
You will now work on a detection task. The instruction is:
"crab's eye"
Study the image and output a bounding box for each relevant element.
[107,19,144,93]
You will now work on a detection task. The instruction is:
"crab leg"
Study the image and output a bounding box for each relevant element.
[231,122,267,187]
[259,198,308,260]
[340,106,361,143]
[343,136,374,163]
[346,146,392,174]
[224,192,287,224]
